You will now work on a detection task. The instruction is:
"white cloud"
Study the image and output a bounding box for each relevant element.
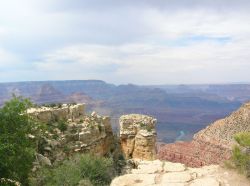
[32,34,250,84]
[0,0,250,84]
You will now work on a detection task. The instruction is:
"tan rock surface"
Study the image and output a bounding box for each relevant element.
[29,104,114,165]
[120,114,157,160]
[27,104,85,123]
[111,160,250,186]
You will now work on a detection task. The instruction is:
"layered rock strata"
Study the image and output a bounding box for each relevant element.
[120,114,157,160]
[27,103,85,123]
[158,102,250,167]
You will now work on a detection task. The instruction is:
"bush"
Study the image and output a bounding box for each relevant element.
[31,154,114,186]
[232,132,250,177]
[0,96,36,185]
[58,120,68,132]
[234,132,250,147]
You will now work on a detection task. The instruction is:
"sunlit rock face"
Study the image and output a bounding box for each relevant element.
[28,104,114,166]
[119,114,157,160]
[27,104,85,123]
[158,102,250,167]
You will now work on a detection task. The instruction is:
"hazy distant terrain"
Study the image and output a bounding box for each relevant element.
[1,80,249,142]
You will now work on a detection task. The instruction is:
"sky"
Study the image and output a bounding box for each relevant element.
[0,0,250,85]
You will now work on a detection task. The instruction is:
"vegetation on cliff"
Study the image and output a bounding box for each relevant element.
[232,132,250,177]
[0,97,36,185]
[30,153,114,186]
[0,97,125,186]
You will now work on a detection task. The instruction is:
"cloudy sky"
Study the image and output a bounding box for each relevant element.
[0,0,250,84]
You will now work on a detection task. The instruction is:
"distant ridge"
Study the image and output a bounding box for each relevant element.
[1,80,248,143]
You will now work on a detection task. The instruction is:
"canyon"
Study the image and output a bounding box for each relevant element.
[25,100,250,185]
[158,102,250,167]
[0,80,246,143]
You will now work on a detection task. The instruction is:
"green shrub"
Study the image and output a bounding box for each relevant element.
[0,96,36,185]
[31,154,114,186]
[58,120,68,132]
[234,132,250,147]
[232,132,250,177]
[78,154,114,185]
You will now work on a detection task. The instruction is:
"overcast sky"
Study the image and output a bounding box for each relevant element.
[0,0,250,84]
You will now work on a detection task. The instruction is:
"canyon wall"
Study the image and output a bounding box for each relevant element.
[119,114,157,160]
[158,102,250,167]
[28,104,114,166]
[27,104,85,123]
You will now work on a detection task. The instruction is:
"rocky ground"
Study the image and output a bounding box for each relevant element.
[111,160,250,186]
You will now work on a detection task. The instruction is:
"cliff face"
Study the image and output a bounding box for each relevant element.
[27,104,85,123]
[119,114,157,160]
[28,104,114,166]
[158,102,250,167]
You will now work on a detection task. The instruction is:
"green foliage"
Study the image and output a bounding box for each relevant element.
[78,154,113,185]
[0,96,36,185]
[31,154,114,186]
[97,124,102,132]
[0,178,19,186]
[139,122,152,132]
[58,120,68,132]
[231,132,250,177]
[234,132,250,147]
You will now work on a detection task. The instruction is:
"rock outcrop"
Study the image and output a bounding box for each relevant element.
[158,102,250,167]
[111,160,250,186]
[120,114,157,160]
[27,104,85,123]
[29,104,114,166]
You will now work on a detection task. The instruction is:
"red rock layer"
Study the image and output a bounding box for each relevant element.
[158,102,250,167]
[158,140,232,167]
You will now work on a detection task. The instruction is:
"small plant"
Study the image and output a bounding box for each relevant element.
[58,120,68,132]
[139,122,152,132]
[230,132,250,177]
[97,124,102,132]
[52,133,59,140]
[146,125,152,132]
[139,122,146,128]
[63,145,71,154]
[234,132,250,147]
[57,103,62,108]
